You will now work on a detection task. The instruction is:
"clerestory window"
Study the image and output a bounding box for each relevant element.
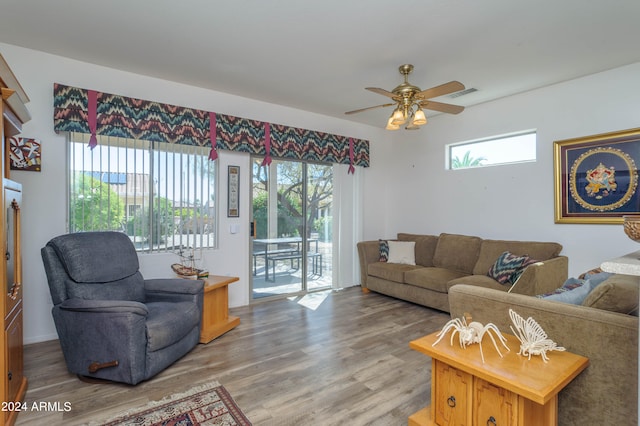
[448,130,537,170]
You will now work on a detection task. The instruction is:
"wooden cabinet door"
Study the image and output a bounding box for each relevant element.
[473,377,517,426]
[5,306,23,404]
[433,360,472,426]
[4,184,21,321]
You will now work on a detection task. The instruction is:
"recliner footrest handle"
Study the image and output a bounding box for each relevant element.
[88,360,119,373]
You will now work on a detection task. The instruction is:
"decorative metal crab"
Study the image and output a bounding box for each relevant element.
[432,313,510,363]
[509,309,565,363]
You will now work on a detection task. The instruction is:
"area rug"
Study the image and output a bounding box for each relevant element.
[98,381,252,425]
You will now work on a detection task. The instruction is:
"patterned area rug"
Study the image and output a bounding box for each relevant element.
[99,381,252,425]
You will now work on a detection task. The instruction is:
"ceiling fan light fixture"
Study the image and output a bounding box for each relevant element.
[390,108,406,125]
[411,108,427,126]
[344,64,465,131]
[385,116,400,130]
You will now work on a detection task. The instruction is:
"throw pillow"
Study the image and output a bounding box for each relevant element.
[511,255,540,283]
[582,274,639,314]
[578,267,603,280]
[378,239,389,262]
[537,278,593,304]
[386,241,416,265]
[487,251,528,284]
[537,272,613,305]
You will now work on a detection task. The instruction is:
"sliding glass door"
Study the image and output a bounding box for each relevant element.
[251,157,332,299]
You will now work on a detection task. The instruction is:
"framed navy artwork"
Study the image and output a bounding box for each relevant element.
[554,128,640,224]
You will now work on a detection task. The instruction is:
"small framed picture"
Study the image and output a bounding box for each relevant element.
[554,127,640,224]
[227,165,240,217]
[9,137,41,172]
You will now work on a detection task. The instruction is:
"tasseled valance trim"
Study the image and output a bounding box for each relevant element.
[53,83,370,169]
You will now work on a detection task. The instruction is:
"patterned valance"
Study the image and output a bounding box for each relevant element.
[53,83,369,168]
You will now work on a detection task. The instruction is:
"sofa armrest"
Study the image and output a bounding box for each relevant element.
[357,240,380,289]
[509,255,568,295]
[447,284,638,426]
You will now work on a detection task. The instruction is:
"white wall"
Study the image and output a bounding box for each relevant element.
[363,62,640,277]
[4,39,640,344]
[0,43,383,344]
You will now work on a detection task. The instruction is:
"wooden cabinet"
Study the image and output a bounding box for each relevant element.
[431,360,518,426]
[410,331,589,426]
[0,54,30,426]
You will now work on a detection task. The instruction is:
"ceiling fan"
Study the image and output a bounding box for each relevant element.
[345,64,466,130]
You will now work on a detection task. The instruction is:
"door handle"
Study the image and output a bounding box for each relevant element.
[447,396,456,407]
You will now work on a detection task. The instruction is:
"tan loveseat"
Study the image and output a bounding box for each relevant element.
[357,232,568,312]
[448,282,638,426]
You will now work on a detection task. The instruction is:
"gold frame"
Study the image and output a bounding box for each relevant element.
[554,127,640,224]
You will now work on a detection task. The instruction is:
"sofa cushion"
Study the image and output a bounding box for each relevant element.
[387,241,416,265]
[368,262,422,283]
[582,274,640,315]
[433,233,482,274]
[487,251,529,284]
[405,267,468,293]
[397,233,438,267]
[447,275,511,292]
[472,239,563,276]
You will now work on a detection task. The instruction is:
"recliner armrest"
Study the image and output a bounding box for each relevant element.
[144,278,204,304]
[145,278,204,294]
[53,298,149,384]
[59,298,148,315]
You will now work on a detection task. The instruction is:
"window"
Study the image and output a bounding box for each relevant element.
[68,132,216,252]
[448,131,536,169]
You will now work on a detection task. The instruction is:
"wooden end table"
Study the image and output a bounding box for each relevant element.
[409,331,589,426]
[199,275,240,344]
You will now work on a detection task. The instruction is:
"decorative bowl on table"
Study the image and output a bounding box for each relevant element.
[623,215,640,242]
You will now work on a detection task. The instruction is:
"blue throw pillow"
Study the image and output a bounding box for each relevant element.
[582,271,614,286]
[540,279,592,304]
[537,272,614,305]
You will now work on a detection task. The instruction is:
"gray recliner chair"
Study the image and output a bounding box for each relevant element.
[41,231,204,385]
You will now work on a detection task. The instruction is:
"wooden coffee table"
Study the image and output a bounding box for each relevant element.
[199,275,240,343]
[409,331,589,426]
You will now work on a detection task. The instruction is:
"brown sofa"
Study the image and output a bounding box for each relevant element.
[448,282,638,426]
[357,232,568,312]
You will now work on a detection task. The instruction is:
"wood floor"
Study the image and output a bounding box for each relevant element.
[15,287,450,426]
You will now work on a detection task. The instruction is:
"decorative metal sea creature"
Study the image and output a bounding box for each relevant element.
[509,309,565,363]
[432,313,510,363]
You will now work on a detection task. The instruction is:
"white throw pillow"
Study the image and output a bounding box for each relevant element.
[386,241,416,265]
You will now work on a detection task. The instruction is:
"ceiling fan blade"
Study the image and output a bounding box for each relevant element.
[416,81,465,100]
[419,100,465,115]
[345,103,395,115]
[365,87,398,99]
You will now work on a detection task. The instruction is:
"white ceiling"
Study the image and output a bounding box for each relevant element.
[1,0,639,128]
